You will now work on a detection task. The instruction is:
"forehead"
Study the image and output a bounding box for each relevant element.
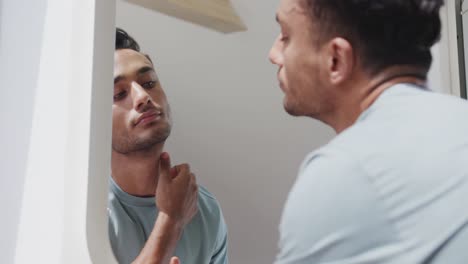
[277,0,313,32]
[114,49,153,76]
[277,0,307,19]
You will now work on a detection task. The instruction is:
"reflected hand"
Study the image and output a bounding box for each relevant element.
[156,152,198,227]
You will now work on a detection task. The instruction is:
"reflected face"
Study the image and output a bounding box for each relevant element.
[112,49,172,154]
[269,0,331,117]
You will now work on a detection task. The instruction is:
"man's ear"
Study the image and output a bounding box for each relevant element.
[325,37,354,86]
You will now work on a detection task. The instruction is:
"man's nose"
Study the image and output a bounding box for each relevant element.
[269,36,283,66]
[131,82,151,111]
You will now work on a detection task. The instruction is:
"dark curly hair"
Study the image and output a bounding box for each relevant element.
[115,27,153,64]
[115,27,140,51]
[304,0,444,75]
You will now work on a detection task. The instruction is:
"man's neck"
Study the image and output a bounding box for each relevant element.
[111,144,164,197]
[324,65,428,134]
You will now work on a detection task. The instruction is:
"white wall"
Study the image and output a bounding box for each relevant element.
[1,0,116,263]
[0,0,47,262]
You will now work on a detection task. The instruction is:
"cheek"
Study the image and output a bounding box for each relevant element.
[112,107,129,135]
[283,59,302,93]
[282,47,303,80]
[288,46,319,81]
[165,103,172,120]
[152,91,170,112]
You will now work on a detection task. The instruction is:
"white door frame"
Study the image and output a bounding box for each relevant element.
[11,0,118,263]
[458,0,468,98]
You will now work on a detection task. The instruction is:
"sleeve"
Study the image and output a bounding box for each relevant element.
[210,206,229,264]
[274,149,402,264]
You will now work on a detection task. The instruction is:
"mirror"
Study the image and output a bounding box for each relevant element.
[109,0,466,263]
[110,0,334,263]
[460,0,468,98]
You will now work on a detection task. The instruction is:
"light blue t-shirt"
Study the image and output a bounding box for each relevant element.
[276,84,468,264]
[108,177,228,264]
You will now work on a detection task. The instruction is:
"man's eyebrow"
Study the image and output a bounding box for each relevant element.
[114,75,125,84]
[276,14,280,23]
[114,66,155,85]
[137,66,155,76]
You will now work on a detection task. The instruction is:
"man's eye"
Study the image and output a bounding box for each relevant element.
[114,91,127,101]
[142,81,157,89]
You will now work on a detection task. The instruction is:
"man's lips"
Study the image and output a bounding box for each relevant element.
[277,70,285,92]
[278,81,286,92]
[134,111,162,126]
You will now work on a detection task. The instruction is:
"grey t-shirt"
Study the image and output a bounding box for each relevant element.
[108,177,228,264]
[276,84,468,264]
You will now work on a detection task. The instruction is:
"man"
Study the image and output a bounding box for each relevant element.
[269,0,468,263]
[108,28,228,264]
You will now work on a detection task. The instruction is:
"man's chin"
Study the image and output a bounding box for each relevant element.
[283,99,302,117]
[140,129,171,147]
[128,136,168,153]
[138,122,171,140]
[114,129,171,154]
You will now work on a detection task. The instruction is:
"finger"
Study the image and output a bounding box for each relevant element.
[159,152,172,180]
[169,257,180,264]
[190,173,197,184]
[191,181,199,203]
[175,164,190,178]
[189,174,198,191]
[192,191,199,217]
[170,167,178,179]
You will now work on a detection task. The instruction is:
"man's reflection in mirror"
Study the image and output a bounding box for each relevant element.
[108,28,229,264]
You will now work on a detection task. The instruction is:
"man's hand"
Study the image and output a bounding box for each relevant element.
[156,152,198,227]
[132,153,198,264]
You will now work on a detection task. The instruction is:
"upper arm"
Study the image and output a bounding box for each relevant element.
[197,186,229,264]
[275,150,400,264]
[210,206,229,264]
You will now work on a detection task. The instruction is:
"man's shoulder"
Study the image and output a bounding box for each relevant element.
[198,185,218,202]
[186,185,226,246]
[300,125,371,176]
[299,144,364,183]
[196,185,224,220]
[281,144,396,259]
